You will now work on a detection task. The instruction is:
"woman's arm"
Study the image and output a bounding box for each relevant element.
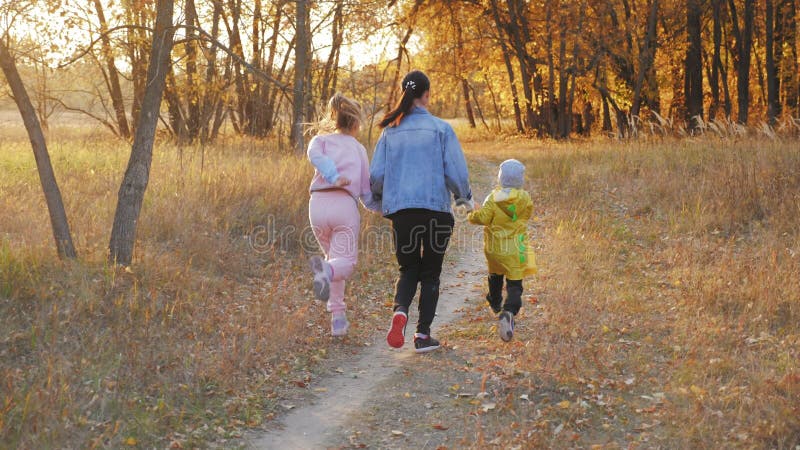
[442,125,472,203]
[307,136,340,184]
[369,133,387,200]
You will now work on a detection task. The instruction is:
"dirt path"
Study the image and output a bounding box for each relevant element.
[247,227,487,449]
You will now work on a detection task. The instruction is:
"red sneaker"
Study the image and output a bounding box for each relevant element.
[386,311,408,348]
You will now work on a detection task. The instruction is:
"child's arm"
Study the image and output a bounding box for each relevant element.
[307,136,341,184]
[359,144,382,212]
[467,195,494,225]
[519,192,533,222]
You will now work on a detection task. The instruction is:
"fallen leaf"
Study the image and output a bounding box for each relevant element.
[690,385,706,396]
[432,424,449,430]
[481,402,496,412]
[124,437,138,446]
[557,400,571,409]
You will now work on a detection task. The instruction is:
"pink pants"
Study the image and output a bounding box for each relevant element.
[309,190,360,313]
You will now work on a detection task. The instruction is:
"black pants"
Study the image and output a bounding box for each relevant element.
[389,209,455,336]
[487,274,523,315]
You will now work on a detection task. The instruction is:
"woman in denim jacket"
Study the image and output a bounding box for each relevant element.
[370,70,473,353]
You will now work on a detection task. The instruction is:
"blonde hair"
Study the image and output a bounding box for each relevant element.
[317,93,363,134]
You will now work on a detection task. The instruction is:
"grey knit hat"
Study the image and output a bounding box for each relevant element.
[498,159,525,188]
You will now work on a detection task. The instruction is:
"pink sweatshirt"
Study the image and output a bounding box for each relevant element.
[307,133,381,211]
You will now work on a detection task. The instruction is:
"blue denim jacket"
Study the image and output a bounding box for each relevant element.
[370,107,472,216]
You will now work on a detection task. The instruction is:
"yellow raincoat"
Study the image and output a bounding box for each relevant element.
[468,187,537,279]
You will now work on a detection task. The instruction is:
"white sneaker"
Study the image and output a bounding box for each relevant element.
[309,255,332,301]
[331,311,349,336]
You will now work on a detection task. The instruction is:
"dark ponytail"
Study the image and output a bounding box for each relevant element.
[379,70,430,128]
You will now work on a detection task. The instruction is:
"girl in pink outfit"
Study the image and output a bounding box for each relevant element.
[307,94,381,336]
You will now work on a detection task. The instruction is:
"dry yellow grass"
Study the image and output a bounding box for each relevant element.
[2,120,799,447]
[0,128,392,448]
[458,134,799,447]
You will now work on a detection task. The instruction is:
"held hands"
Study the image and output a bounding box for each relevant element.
[455,197,479,213]
[334,176,351,187]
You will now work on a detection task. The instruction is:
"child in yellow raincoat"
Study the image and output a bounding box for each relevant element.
[468,159,537,342]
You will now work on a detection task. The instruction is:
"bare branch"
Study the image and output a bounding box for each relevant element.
[57,25,153,69]
[60,24,289,92]
[47,95,120,137]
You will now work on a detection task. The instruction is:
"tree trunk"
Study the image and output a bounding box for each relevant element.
[602,95,612,132]
[94,0,131,139]
[126,0,150,132]
[165,67,188,140]
[709,0,723,119]
[290,0,309,153]
[224,0,248,133]
[386,0,423,109]
[766,0,779,124]
[597,80,627,137]
[245,0,265,136]
[546,0,557,136]
[631,0,659,119]
[488,0,523,132]
[200,0,222,142]
[184,0,201,138]
[561,1,587,139]
[754,32,767,108]
[778,0,798,116]
[730,0,755,124]
[451,7,476,128]
[0,41,77,259]
[685,0,704,130]
[505,0,537,131]
[109,0,175,266]
[482,72,503,131]
[320,0,343,102]
[557,13,569,138]
[462,80,490,131]
[722,15,734,117]
[266,35,294,136]
[251,0,285,137]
